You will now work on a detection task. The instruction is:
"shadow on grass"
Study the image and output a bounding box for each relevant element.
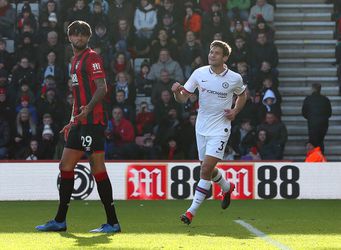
[59,232,112,247]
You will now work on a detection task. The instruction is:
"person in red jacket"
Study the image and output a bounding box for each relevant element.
[305,142,327,162]
[183,5,202,34]
[105,106,135,159]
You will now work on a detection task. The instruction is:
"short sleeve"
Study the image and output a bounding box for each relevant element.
[86,52,106,81]
[233,74,246,95]
[183,69,199,93]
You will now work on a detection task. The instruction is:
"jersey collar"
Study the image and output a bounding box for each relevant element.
[209,64,229,76]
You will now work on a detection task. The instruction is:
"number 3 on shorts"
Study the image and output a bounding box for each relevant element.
[81,135,93,147]
[218,141,225,151]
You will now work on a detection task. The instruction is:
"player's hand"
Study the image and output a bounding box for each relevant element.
[60,121,74,142]
[171,82,184,93]
[224,109,237,121]
[74,105,90,121]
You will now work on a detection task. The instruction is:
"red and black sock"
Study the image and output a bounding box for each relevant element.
[94,171,119,226]
[55,170,74,223]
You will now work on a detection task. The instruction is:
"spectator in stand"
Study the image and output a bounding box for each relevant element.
[89,0,109,15]
[139,136,161,159]
[15,32,38,67]
[259,77,281,103]
[253,61,279,90]
[183,5,202,35]
[259,88,281,121]
[17,138,41,160]
[0,39,13,73]
[256,128,281,160]
[202,2,226,26]
[179,31,204,79]
[234,88,260,126]
[302,83,332,153]
[65,0,90,29]
[228,36,251,70]
[39,124,56,159]
[40,0,59,27]
[155,106,181,149]
[112,18,135,54]
[236,61,252,88]
[251,32,278,73]
[37,88,63,128]
[135,60,153,98]
[38,51,64,87]
[0,68,8,89]
[199,0,227,14]
[183,93,199,119]
[157,0,181,23]
[151,69,174,105]
[156,12,183,44]
[248,0,274,28]
[114,89,135,122]
[89,1,110,30]
[162,136,184,160]
[154,89,181,123]
[15,94,38,124]
[105,106,135,159]
[108,0,134,28]
[305,141,327,162]
[230,118,257,158]
[202,11,231,47]
[110,52,133,77]
[135,101,155,135]
[0,0,15,39]
[177,112,197,159]
[148,48,184,82]
[227,0,251,24]
[14,107,37,158]
[17,3,38,34]
[150,28,178,63]
[0,87,14,127]
[39,31,64,67]
[112,72,136,107]
[134,0,158,41]
[251,15,275,44]
[10,57,36,94]
[257,112,287,159]
[90,23,111,54]
[231,19,251,45]
[0,114,10,159]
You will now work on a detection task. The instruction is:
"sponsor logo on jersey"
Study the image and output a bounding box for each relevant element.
[213,164,254,199]
[126,165,167,200]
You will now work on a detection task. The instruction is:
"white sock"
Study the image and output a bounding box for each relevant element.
[187,179,211,216]
[212,170,230,192]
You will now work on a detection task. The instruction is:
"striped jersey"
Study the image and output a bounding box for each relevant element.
[70,48,106,125]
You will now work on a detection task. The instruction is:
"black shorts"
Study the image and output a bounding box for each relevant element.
[65,124,105,154]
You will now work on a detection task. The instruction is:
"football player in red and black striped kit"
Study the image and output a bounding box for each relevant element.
[36,21,121,233]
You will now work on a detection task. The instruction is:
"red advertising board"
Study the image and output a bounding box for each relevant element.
[126,165,167,200]
[214,164,254,200]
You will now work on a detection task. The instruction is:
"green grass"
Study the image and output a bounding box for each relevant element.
[0,200,341,249]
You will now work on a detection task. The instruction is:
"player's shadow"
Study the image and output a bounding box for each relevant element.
[59,232,112,247]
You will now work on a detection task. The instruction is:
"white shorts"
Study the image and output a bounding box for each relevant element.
[196,133,230,161]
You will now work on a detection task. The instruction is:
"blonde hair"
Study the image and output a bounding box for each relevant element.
[16,108,36,136]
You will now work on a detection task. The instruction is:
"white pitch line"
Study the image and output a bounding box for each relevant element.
[234,220,291,250]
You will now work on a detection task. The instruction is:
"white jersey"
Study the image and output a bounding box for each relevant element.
[183,65,246,136]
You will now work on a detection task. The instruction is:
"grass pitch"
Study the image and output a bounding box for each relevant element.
[0,200,340,249]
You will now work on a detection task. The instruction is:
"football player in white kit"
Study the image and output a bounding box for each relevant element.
[172,40,247,225]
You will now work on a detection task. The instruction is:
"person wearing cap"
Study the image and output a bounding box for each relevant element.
[17,3,38,33]
[16,94,38,124]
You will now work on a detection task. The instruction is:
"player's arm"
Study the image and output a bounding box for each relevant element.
[224,90,247,121]
[172,82,191,103]
[74,78,107,121]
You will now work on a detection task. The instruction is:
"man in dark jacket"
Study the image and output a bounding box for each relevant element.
[302,83,332,153]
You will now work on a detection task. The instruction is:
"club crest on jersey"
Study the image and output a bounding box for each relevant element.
[222,82,229,89]
[71,73,79,86]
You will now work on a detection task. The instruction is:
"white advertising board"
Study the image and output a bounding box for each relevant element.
[0,162,340,200]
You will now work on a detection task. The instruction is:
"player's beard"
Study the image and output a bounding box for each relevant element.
[72,43,87,51]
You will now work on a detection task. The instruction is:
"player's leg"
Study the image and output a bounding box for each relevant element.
[86,125,120,233]
[36,147,83,231]
[212,167,235,209]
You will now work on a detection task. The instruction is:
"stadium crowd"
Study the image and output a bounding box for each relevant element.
[0,0,288,161]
